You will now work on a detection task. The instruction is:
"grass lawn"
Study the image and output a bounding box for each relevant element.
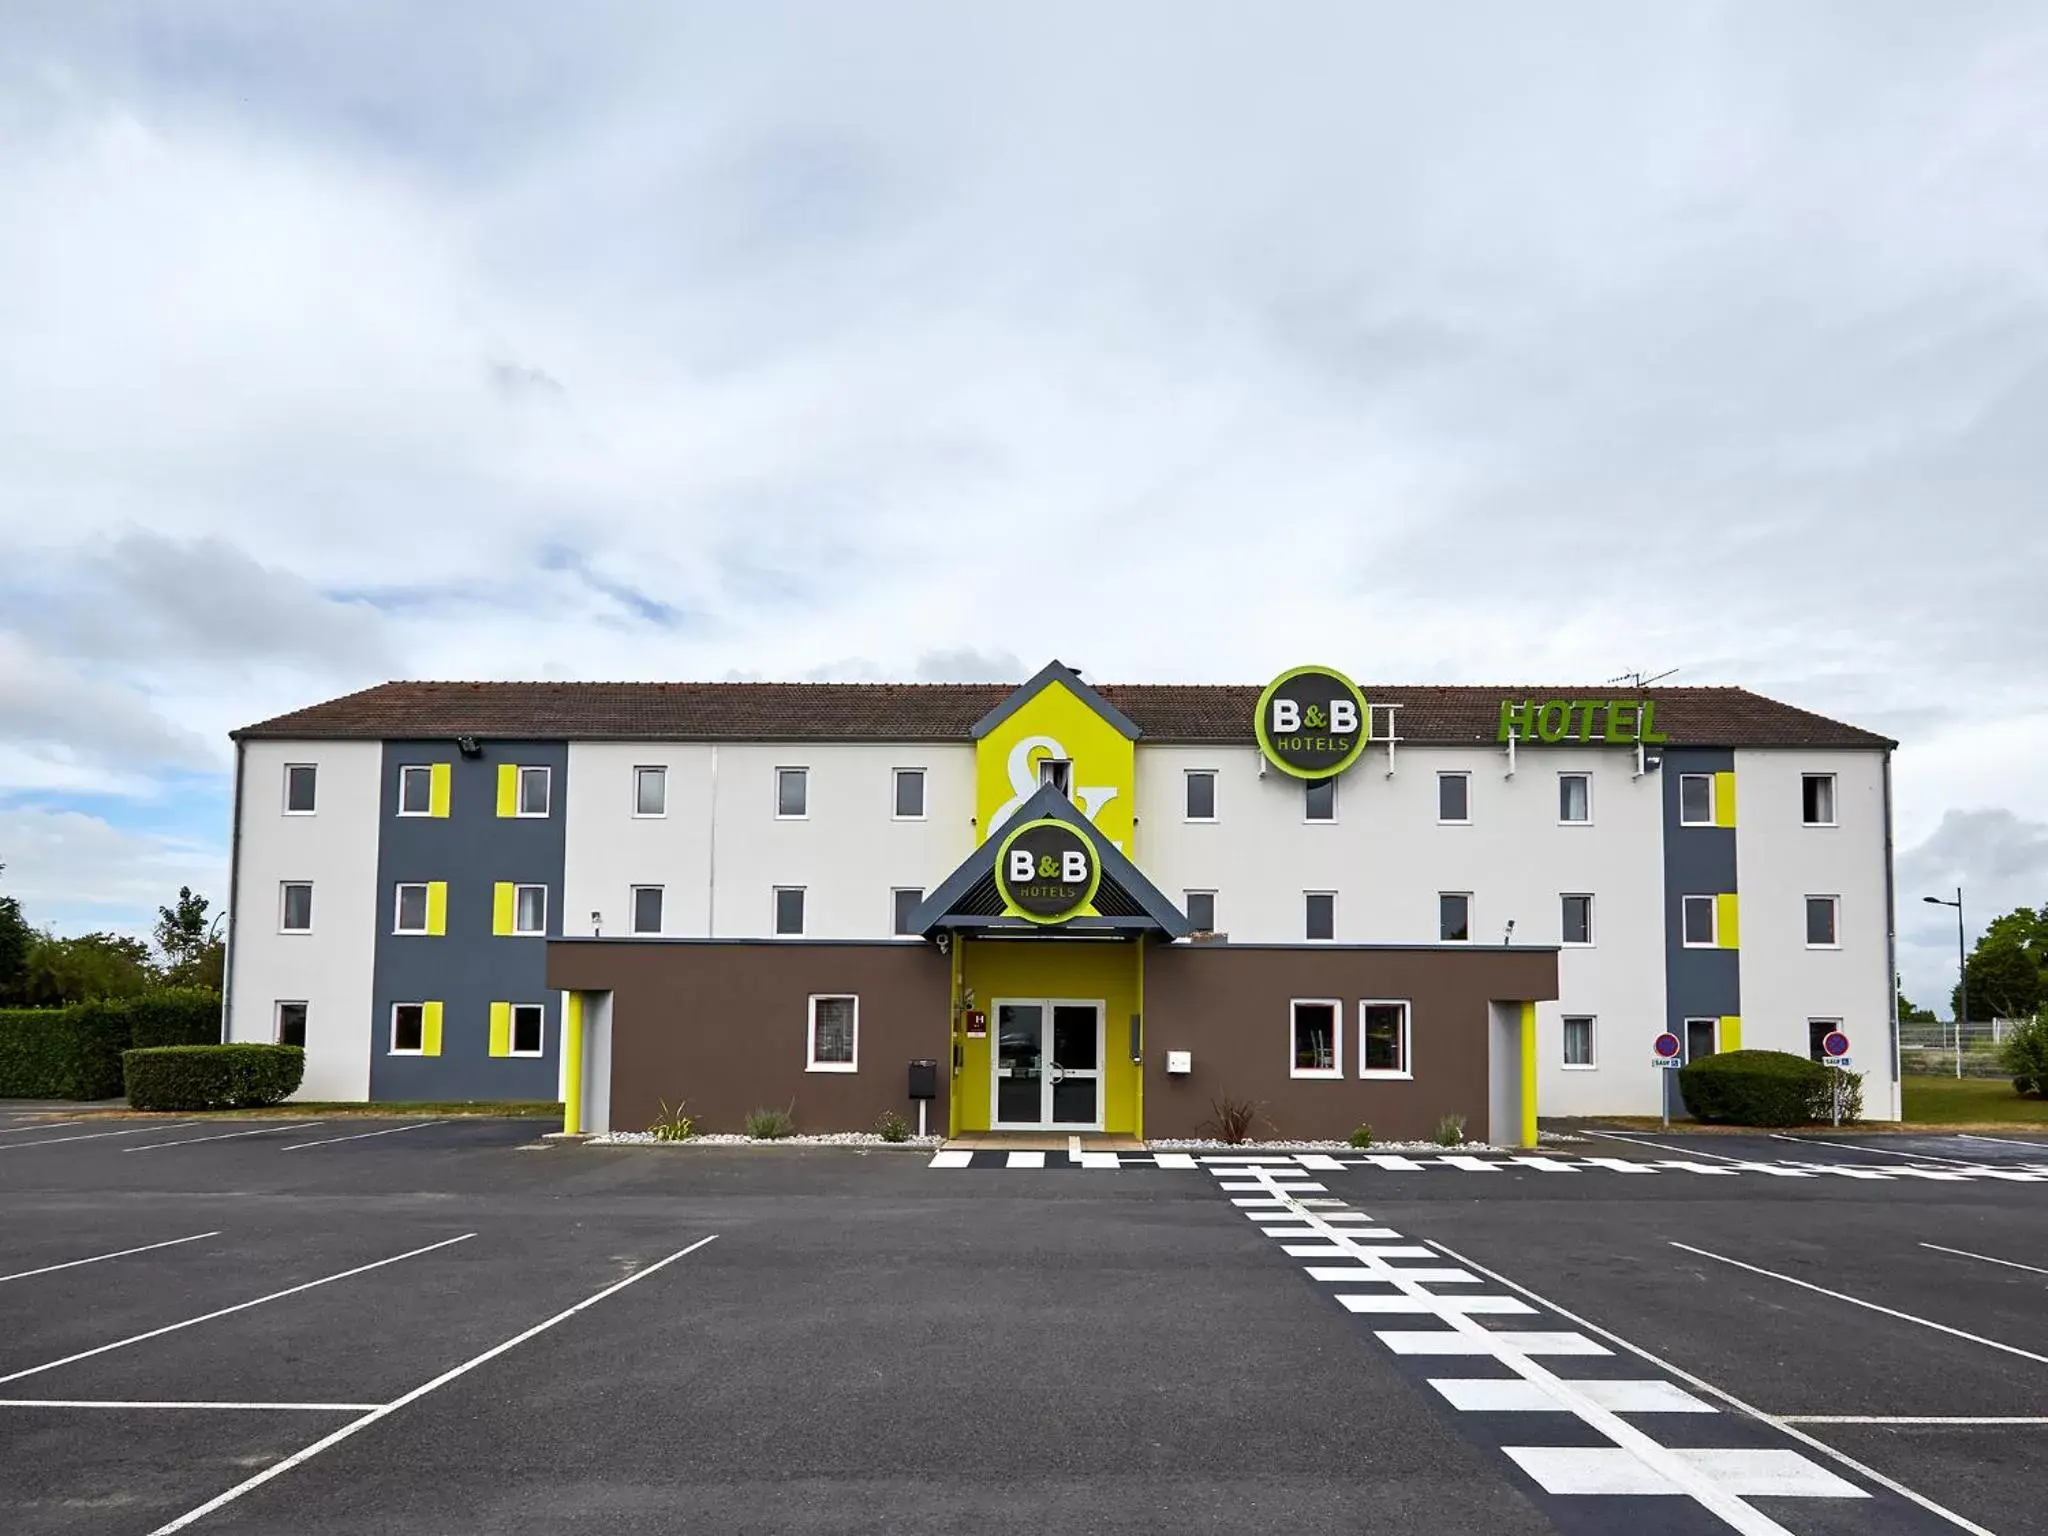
[1901,1074,2048,1127]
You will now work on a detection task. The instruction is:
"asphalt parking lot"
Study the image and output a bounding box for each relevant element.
[2,1104,2044,1536]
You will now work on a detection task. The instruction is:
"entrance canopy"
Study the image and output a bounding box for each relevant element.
[908,784,1192,940]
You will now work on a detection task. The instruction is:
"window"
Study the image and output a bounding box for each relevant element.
[513,885,547,936]
[1561,894,1594,946]
[1683,1017,1719,1062]
[391,1003,425,1054]
[1679,773,1713,826]
[394,883,429,934]
[1439,892,1471,943]
[776,767,808,818]
[774,886,806,936]
[1184,890,1216,933]
[1562,1015,1596,1068]
[275,1001,307,1049]
[280,882,313,933]
[1807,1018,1841,1062]
[1438,772,1469,824]
[1039,758,1073,796]
[284,764,317,814]
[1558,772,1591,824]
[1304,891,1335,942]
[1360,1001,1410,1077]
[1681,895,1717,947]
[517,765,551,817]
[510,1004,544,1057]
[1184,770,1217,821]
[631,885,664,936]
[1802,773,1836,826]
[1806,895,1839,948]
[807,995,857,1071]
[1304,776,1337,821]
[634,767,666,817]
[893,768,926,820]
[892,887,924,936]
[398,765,434,816]
[1290,999,1341,1078]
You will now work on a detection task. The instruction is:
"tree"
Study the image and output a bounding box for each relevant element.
[23,931,158,1005]
[0,862,31,1006]
[1954,932,2042,1023]
[154,886,222,989]
[1896,987,1936,1025]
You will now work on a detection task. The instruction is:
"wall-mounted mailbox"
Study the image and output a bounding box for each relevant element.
[1166,1050,1192,1076]
[908,1059,939,1100]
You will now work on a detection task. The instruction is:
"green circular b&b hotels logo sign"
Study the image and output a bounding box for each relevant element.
[995,818,1102,924]
[1255,665,1369,779]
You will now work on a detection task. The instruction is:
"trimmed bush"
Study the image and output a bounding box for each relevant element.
[123,1045,304,1111]
[1678,1049,1861,1127]
[124,990,224,1049]
[0,991,223,1100]
[1999,1015,2048,1097]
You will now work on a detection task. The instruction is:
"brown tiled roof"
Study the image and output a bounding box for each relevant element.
[235,680,1894,750]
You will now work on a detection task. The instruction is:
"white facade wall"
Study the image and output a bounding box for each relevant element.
[1734,749,1897,1120]
[225,740,381,1101]
[562,742,977,940]
[1134,743,1670,1115]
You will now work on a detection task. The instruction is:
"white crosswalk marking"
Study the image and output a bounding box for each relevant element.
[1505,1446,1864,1498]
[1431,1377,1714,1413]
[1377,1329,1610,1356]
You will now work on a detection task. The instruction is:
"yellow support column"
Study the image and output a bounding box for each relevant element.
[563,991,584,1136]
[1132,934,1145,1141]
[1519,1000,1538,1149]
[947,938,963,1139]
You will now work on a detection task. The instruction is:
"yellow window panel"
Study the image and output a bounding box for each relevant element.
[1712,771,1737,828]
[429,762,452,818]
[425,881,448,936]
[496,763,518,817]
[1715,892,1740,949]
[488,1002,512,1058]
[421,1001,444,1057]
[492,882,515,937]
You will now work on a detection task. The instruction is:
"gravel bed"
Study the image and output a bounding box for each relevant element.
[590,1131,943,1147]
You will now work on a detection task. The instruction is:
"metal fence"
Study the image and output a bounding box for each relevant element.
[1899,1017,2030,1078]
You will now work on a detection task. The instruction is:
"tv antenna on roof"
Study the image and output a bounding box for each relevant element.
[1606,667,1679,689]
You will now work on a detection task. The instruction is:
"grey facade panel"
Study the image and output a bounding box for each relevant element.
[370,740,568,1102]
[1661,747,1740,1041]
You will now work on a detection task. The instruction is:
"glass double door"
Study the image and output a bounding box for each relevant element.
[993,999,1103,1129]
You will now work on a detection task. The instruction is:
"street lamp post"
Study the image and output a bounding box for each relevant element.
[1922,889,1966,1079]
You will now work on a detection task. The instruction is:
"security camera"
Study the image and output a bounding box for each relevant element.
[455,735,482,758]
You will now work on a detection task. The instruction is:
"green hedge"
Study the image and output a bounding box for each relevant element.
[0,992,222,1100]
[1678,1048,1863,1127]
[123,1045,304,1111]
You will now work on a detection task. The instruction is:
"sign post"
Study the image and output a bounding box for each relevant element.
[1651,1031,1683,1130]
[1821,1031,1852,1127]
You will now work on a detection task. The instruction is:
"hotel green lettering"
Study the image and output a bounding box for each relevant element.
[1496,698,1670,745]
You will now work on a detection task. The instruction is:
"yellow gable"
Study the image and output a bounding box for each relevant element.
[975,676,1135,852]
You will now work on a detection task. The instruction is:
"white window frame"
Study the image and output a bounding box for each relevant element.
[279,882,314,934]
[516,765,552,818]
[274,1000,308,1048]
[1438,891,1472,944]
[1560,893,1595,948]
[1436,771,1470,826]
[1681,894,1717,948]
[1802,773,1838,827]
[394,882,430,935]
[773,886,806,936]
[1289,997,1344,1080]
[1682,1016,1720,1061]
[891,887,924,937]
[397,764,434,817]
[1183,889,1217,933]
[1807,1017,1844,1063]
[1183,769,1219,823]
[1304,890,1336,942]
[1561,1014,1598,1070]
[1303,776,1338,823]
[389,1002,426,1056]
[806,994,858,1072]
[283,763,318,815]
[1805,894,1840,950]
[892,767,927,821]
[630,885,664,936]
[1039,757,1074,795]
[512,884,548,937]
[633,766,667,819]
[1678,773,1714,827]
[509,1003,545,1058]
[775,766,809,820]
[1557,771,1592,825]
[1358,999,1412,1080]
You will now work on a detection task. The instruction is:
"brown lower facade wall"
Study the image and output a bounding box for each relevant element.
[548,939,950,1136]
[1142,945,1558,1143]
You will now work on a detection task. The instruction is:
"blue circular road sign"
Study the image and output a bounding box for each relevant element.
[1653,1032,1682,1060]
[1822,1030,1851,1060]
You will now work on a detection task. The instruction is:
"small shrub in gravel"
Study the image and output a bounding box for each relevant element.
[1348,1124,1374,1149]
[1199,1096,1260,1145]
[876,1110,911,1143]
[744,1104,796,1139]
[649,1099,695,1141]
[1431,1113,1467,1147]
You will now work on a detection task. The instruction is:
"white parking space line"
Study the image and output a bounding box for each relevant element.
[0,1231,219,1286]
[0,1234,475,1387]
[1960,1132,2048,1152]
[1768,1133,1980,1166]
[1671,1242,2048,1367]
[1586,1130,1744,1163]
[0,1123,196,1149]
[1920,1241,2048,1278]
[0,1120,84,1135]
[1780,1415,2048,1426]
[148,1232,720,1536]
[127,1121,326,1152]
[0,1399,381,1411]
[1432,1239,2000,1536]
[280,1120,445,1151]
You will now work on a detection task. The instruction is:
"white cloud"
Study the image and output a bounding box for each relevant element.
[0,804,224,938]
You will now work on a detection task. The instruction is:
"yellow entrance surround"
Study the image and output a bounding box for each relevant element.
[951,935,1143,1136]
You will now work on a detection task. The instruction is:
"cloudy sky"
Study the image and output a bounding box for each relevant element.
[2,2,2044,1007]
